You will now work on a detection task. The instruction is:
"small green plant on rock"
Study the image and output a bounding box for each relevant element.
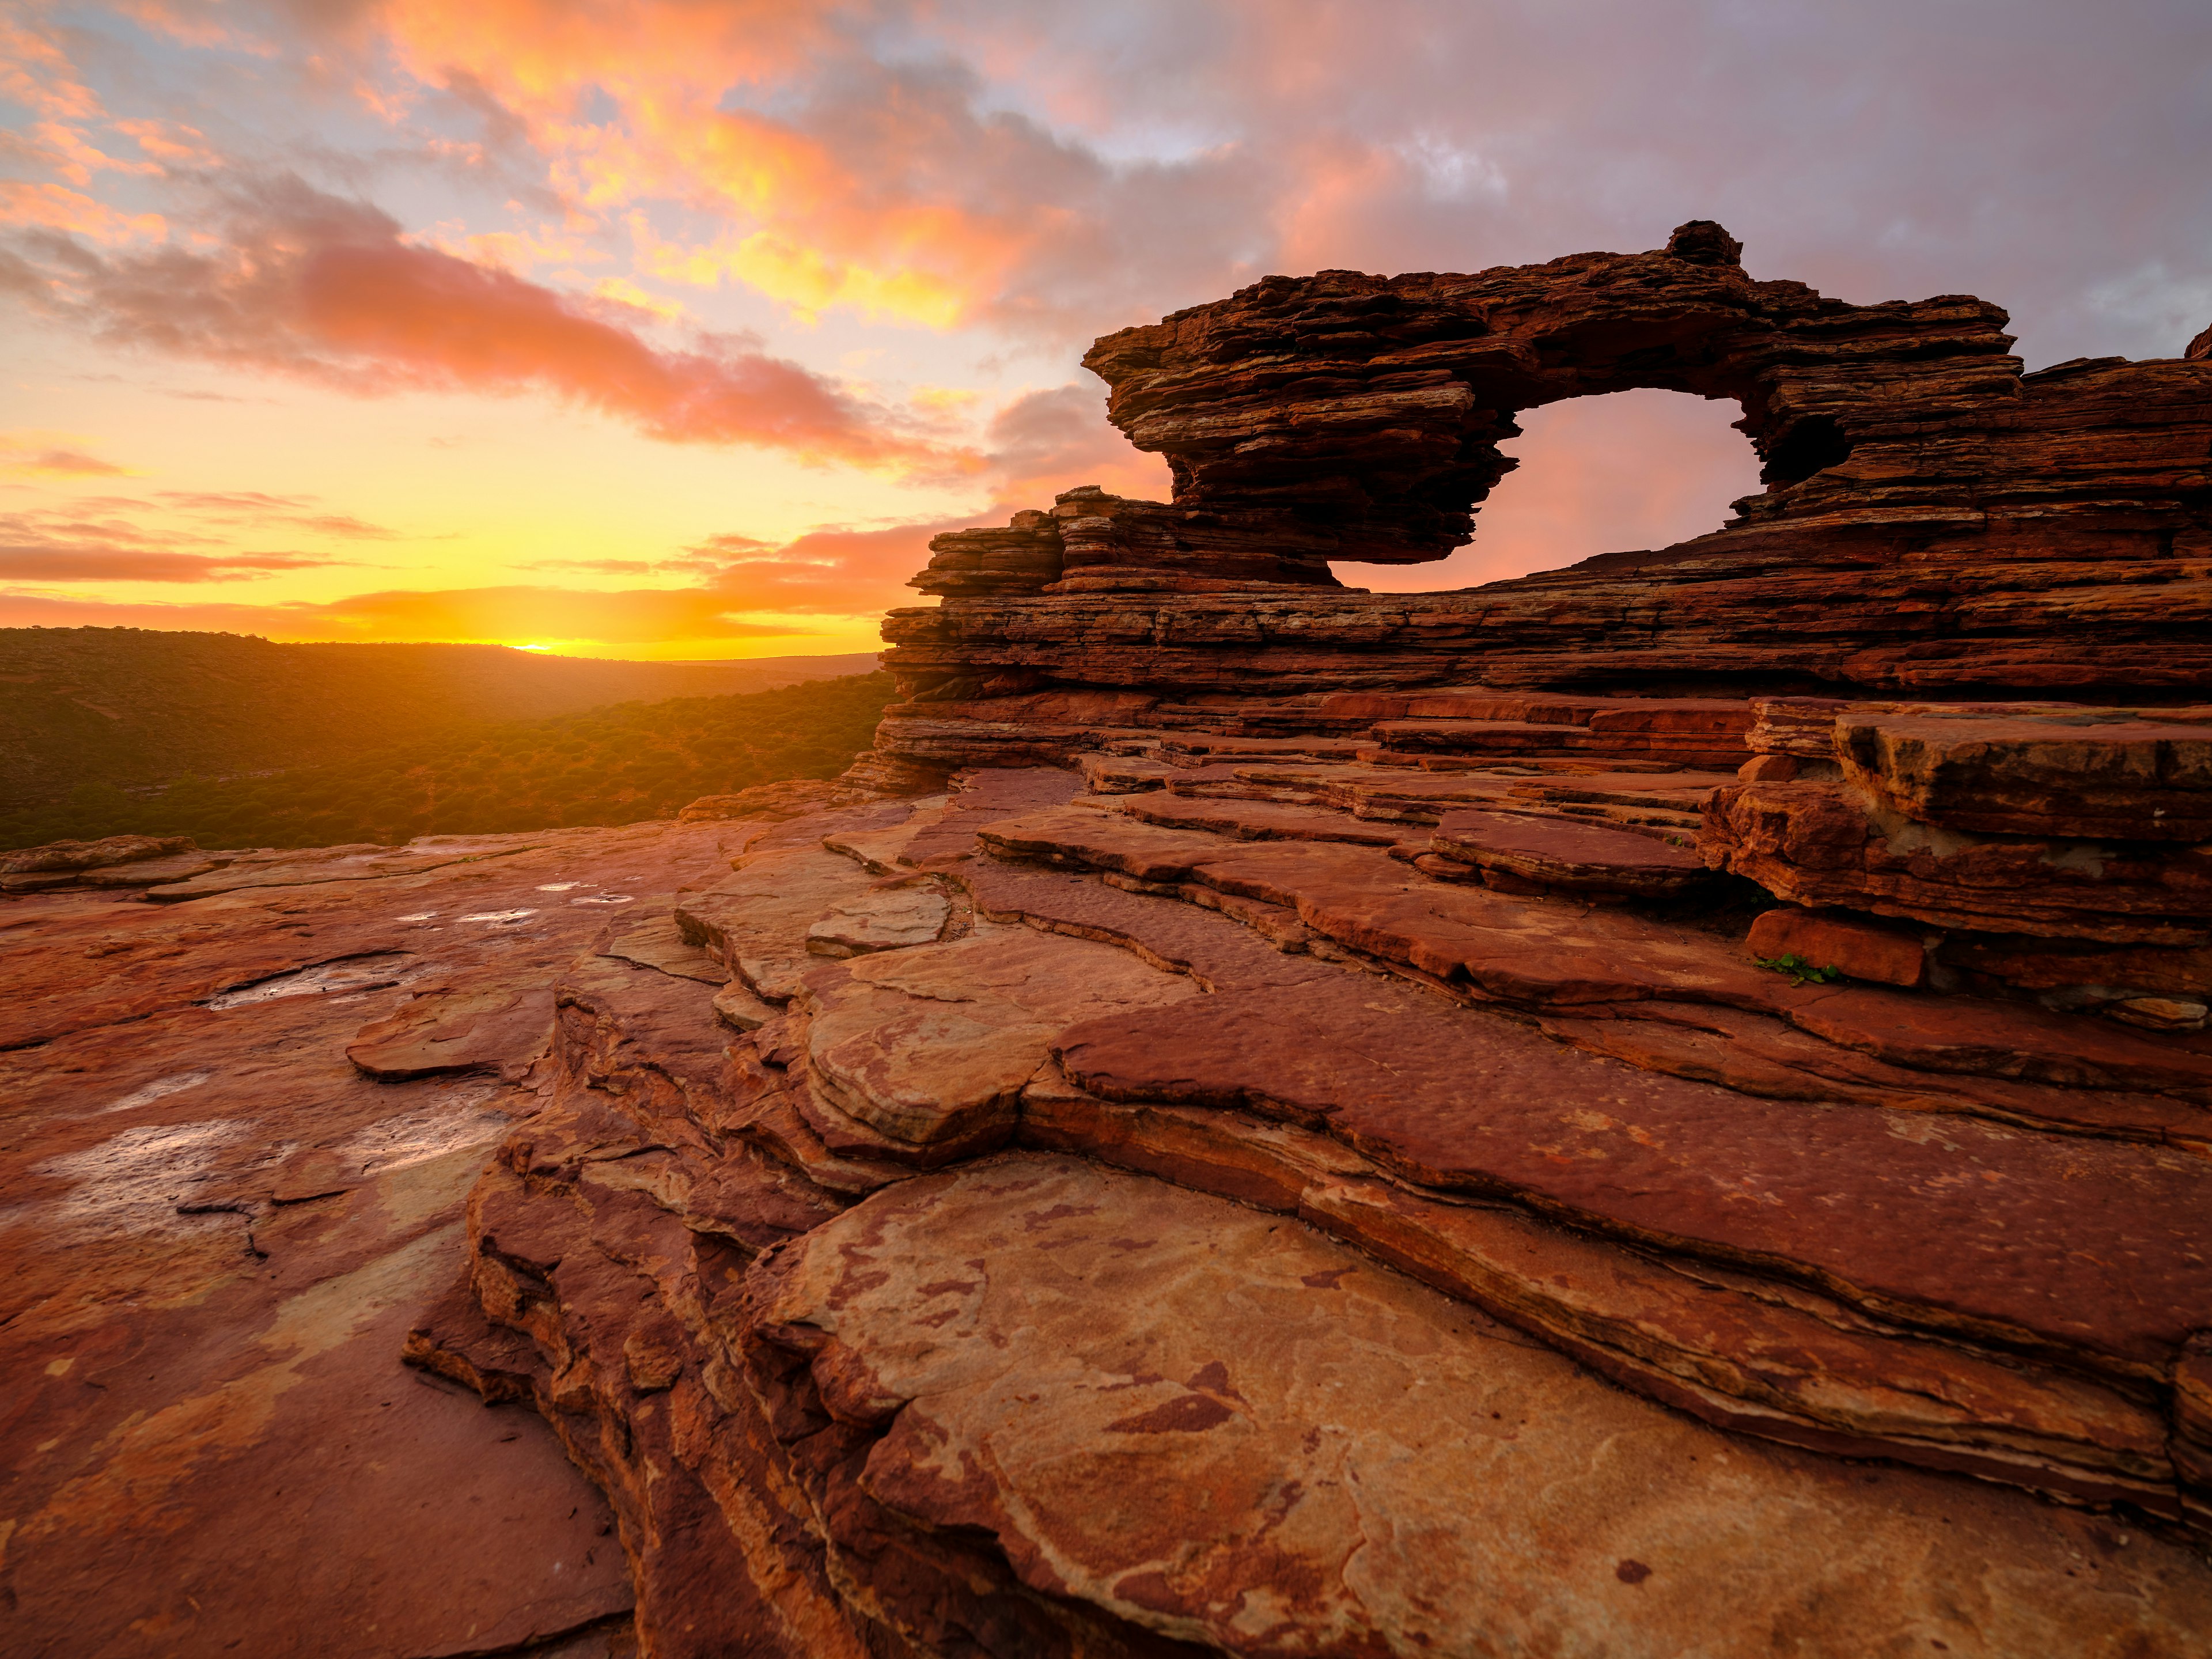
[1755,952,1842,986]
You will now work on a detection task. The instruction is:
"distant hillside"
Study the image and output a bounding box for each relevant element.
[0,627,878,805]
[0,672,897,853]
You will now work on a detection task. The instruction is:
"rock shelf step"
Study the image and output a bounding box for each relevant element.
[1118,793,1416,847]
[974,802,2212,1135]
[1052,979,2212,1378]
[1427,808,1708,896]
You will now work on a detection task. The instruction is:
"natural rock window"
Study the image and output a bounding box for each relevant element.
[1336,387,1767,591]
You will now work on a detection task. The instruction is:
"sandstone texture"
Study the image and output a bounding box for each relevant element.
[0,816,783,1657]
[12,225,2212,1656]
[15,762,2212,1654]
[383,772,2212,1656]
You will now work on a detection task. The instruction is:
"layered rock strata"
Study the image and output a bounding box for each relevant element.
[1,832,216,893]
[888,222,2211,759]
[889,242,2203,721]
[396,768,2212,1656]
[877,226,2212,1036]
[395,228,2212,1653]
[1703,698,2212,1012]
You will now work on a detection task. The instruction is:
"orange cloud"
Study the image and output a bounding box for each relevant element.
[0,487,411,586]
[0,406,1150,640]
[978,383,1171,506]
[0,433,134,478]
[0,548,335,582]
[680,517,968,613]
[376,0,830,113]
[0,14,101,122]
[301,582,813,644]
[8,177,978,473]
[347,3,1122,332]
[0,181,166,244]
[0,501,347,582]
[9,449,128,478]
[108,119,222,168]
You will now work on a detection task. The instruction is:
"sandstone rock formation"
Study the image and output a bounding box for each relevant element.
[10,225,2212,1656]
[893,221,2211,709]
[397,772,2212,1657]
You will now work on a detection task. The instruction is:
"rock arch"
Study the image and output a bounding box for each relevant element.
[1076,219,2003,569]
[896,222,2212,706]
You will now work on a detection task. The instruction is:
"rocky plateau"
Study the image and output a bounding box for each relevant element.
[6,225,2212,1657]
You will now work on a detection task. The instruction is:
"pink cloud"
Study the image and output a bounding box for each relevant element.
[0,181,165,245]
[7,0,2209,667]
[8,177,977,472]
[0,489,407,585]
[980,383,1171,505]
[1,447,131,479]
[0,501,344,581]
[0,13,101,122]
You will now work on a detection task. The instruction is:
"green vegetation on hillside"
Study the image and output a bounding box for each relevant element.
[1,673,896,853]
[1,626,878,805]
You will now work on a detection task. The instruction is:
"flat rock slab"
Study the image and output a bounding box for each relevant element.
[804,881,951,956]
[898,766,1087,867]
[751,1154,2212,1658]
[1054,980,2212,1375]
[1839,709,2212,840]
[676,843,888,1001]
[1374,717,1602,750]
[346,979,556,1082]
[1706,777,2212,944]
[984,805,2212,1101]
[1301,1176,2173,1508]
[1745,906,1926,988]
[957,859,1328,992]
[1016,1083,2175,1508]
[1430,808,1706,894]
[1162,760,1725,829]
[1,834,197,875]
[142,838,557,902]
[1,821,732,1053]
[601,914,730,983]
[1157,734,1369,761]
[1529,999,2206,1147]
[77,851,228,888]
[821,796,950,873]
[1118,793,1415,846]
[801,926,1199,1148]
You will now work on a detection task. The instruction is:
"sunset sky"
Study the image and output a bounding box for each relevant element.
[5,0,2208,659]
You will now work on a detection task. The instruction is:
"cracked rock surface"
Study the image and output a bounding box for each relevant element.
[0,817,755,1659]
